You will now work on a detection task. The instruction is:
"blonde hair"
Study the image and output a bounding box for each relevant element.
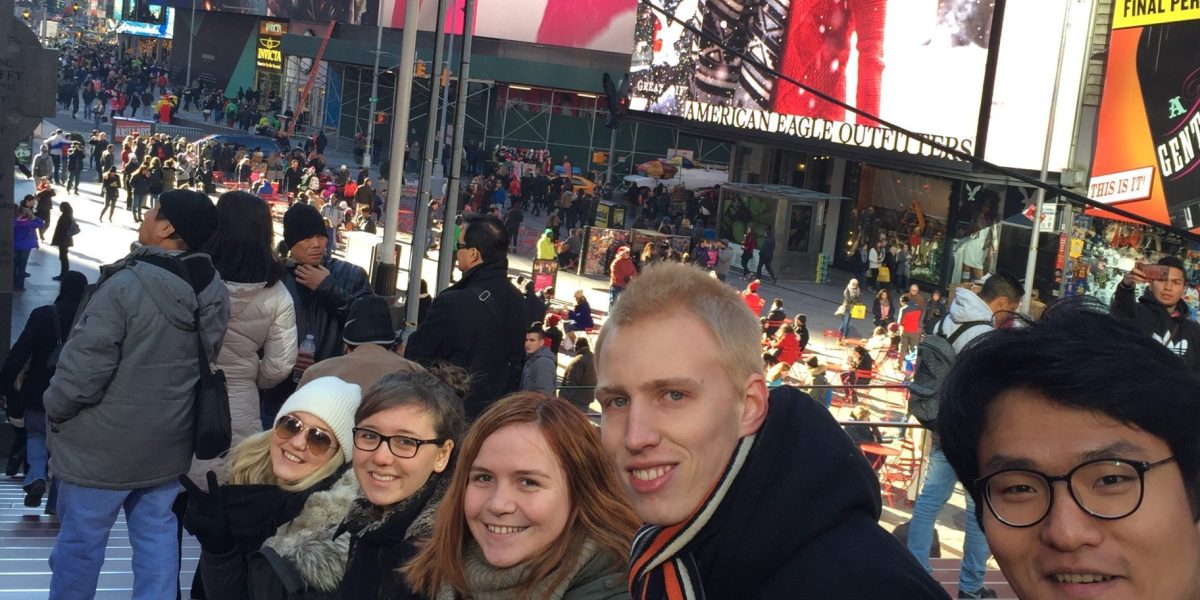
[595,262,761,393]
[226,429,344,492]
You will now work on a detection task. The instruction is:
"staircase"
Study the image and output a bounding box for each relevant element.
[931,558,1015,599]
[0,475,199,598]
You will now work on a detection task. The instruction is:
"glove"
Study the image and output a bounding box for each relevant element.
[180,471,236,555]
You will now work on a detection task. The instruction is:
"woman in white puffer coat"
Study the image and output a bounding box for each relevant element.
[191,191,298,483]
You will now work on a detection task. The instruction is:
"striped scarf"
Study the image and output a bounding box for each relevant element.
[628,432,757,600]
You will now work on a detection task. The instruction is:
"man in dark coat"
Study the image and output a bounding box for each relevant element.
[406,213,525,420]
[260,203,371,425]
[595,262,946,599]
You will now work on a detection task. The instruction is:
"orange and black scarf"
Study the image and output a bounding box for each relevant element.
[627,432,757,600]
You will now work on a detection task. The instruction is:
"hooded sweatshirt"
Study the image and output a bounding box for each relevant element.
[521,345,557,397]
[939,287,995,352]
[1111,283,1200,374]
[632,386,946,599]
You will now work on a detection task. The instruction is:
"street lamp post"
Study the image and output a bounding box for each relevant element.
[185,0,196,91]
[364,21,383,171]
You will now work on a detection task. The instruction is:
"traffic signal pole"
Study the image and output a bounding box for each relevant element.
[437,0,477,292]
[404,0,449,326]
[374,0,420,297]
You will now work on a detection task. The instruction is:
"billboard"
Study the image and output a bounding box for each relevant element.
[1089,7,1200,230]
[115,2,176,39]
[626,0,998,161]
[180,0,637,54]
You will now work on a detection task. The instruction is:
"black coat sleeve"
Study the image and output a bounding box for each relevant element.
[0,308,48,417]
[1110,282,1137,320]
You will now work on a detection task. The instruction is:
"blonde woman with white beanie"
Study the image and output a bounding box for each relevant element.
[182,376,364,598]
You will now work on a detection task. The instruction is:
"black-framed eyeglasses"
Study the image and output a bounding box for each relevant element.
[455,238,473,252]
[274,414,336,456]
[352,427,444,459]
[974,456,1176,528]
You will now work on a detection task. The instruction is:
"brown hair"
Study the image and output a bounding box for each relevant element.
[404,392,639,597]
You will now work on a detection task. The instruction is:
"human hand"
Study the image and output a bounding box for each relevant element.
[180,471,235,554]
[294,264,330,291]
[1122,266,1148,287]
[293,353,315,373]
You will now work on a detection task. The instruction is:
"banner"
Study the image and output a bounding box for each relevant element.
[1088,15,1200,230]
[1113,1,1200,28]
[111,118,153,143]
[532,259,559,293]
[628,0,998,161]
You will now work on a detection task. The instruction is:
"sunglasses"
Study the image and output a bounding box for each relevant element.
[274,414,335,456]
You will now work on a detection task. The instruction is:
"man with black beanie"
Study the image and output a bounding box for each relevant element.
[261,203,370,425]
[43,189,229,598]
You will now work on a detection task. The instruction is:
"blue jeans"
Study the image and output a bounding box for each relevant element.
[907,447,990,593]
[23,409,47,486]
[51,480,182,600]
[839,309,853,338]
[609,285,623,308]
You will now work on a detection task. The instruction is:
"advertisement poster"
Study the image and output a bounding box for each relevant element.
[532,259,558,293]
[111,118,153,143]
[594,202,611,228]
[1089,8,1200,231]
[185,0,637,53]
[583,227,631,276]
[628,0,997,160]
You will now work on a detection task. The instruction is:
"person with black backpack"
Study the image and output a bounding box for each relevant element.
[42,190,228,598]
[905,271,1023,599]
[0,271,88,510]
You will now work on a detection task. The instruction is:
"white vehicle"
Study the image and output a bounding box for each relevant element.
[619,168,728,197]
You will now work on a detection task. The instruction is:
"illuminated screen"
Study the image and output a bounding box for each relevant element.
[1088,9,1200,231]
[627,0,998,162]
[116,5,176,39]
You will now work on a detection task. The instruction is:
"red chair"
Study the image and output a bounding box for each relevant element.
[879,435,921,508]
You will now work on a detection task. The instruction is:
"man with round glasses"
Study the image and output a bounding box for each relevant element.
[939,299,1200,600]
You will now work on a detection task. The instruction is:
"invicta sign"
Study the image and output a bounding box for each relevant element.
[257,37,282,71]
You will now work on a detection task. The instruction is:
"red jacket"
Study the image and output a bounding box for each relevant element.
[773,333,801,366]
[744,292,764,316]
[610,255,636,288]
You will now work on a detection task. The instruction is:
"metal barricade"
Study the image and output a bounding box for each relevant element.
[152,123,205,140]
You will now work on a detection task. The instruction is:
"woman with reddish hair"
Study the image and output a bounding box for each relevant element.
[404,392,638,599]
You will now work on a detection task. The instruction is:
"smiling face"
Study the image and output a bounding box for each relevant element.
[464,423,570,568]
[978,390,1200,600]
[597,314,765,526]
[353,405,453,507]
[270,411,338,483]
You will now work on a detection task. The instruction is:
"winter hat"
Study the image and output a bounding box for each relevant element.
[158,190,218,250]
[343,295,398,347]
[748,280,760,291]
[276,376,362,462]
[283,203,327,249]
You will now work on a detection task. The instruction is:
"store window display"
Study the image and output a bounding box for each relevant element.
[841,166,952,285]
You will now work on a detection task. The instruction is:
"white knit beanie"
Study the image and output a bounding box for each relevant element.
[275,376,362,462]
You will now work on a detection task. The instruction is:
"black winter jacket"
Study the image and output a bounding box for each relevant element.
[0,301,79,416]
[282,257,371,365]
[1111,283,1200,374]
[405,259,526,420]
[336,476,443,600]
[683,386,948,599]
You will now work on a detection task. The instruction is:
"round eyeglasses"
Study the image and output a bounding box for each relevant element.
[352,427,443,459]
[975,456,1176,528]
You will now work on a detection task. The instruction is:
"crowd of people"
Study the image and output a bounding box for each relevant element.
[9,37,1200,600]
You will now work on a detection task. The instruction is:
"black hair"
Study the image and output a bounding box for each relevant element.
[796,314,807,325]
[461,213,509,264]
[203,191,284,286]
[938,297,1200,526]
[526,324,546,339]
[574,337,591,352]
[357,369,467,445]
[979,270,1023,303]
[1158,255,1186,272]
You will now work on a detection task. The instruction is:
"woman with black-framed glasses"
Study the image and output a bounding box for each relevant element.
[937,300,1200,600]
[337,366,468,600]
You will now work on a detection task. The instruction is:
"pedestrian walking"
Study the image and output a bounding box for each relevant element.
[35,179,55,241]
[65,143,85,195]
[740,225,756,278]
[100,166,121,223]
[755,229,778,283]
[50,202,77,280]
[13,198,43,291]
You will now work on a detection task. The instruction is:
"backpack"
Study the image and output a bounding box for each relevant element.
[908,319,989,428]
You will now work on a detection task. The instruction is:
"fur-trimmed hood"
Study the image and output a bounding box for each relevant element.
[261,468,361,592]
